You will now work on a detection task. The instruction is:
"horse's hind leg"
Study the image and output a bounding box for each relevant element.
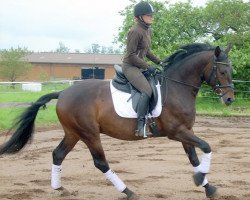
[51,130,79,189]
[84,135,136,199]
[182,143,217,198]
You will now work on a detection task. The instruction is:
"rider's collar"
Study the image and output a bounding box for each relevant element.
[137,18,151,30]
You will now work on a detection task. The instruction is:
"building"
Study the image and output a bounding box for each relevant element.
[21,52,123,81]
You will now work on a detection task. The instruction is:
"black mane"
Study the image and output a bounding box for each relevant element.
[162,43,215,68]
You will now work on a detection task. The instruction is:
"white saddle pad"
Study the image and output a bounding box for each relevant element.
[110,81,162,118]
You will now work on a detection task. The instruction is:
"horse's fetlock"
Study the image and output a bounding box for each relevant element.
[193,172,205,186]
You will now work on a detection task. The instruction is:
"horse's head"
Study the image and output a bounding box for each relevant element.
[205,44,235,105]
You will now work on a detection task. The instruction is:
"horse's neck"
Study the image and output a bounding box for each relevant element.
[167,52,213,88]
[162,52,213,105]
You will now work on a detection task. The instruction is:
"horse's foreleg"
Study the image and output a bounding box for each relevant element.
[182,143,217,197]
[174,130,217,198]
[51,134,79,189]
[86,138,136,199]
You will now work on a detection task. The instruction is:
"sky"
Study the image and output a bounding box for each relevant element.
[0,0,207,52]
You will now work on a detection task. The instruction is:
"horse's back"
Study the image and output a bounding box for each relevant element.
[60,79,109,99]
[56,79,111,118]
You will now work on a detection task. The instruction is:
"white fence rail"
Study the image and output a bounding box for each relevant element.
[0,79,249,99]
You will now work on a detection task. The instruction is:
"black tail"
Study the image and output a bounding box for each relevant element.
[0,92,61,155]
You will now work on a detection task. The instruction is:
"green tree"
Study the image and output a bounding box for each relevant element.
[152,1,204,55]
[117,1,206,56]
[117,0,249,52]
[91,43,101,53]
[55,42,70,53]
[202,0,250,94]
[0,47,32,82]
[201,0,249,42]
[85,44,122,54]
[117,0,250,96]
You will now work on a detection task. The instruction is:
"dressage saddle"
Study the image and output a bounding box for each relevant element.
[111,64,159,114]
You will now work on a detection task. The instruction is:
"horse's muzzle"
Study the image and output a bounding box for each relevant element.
[215,85,235,106]
[223,97,234,105]
[220,94,235,105]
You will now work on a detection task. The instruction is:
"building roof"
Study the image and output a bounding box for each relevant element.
[24,52,123,65]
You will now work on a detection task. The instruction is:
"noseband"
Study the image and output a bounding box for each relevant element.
[206,59,234,97]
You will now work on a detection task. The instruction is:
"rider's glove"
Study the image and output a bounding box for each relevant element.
[156,66,163,74]
[159,61,164,67]
[147,66,157,75]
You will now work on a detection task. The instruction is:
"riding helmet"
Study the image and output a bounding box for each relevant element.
[134,1,154,17]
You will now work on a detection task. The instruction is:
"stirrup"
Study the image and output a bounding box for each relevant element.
[135,124,147,138]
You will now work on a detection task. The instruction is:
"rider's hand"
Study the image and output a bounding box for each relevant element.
[159,61,164,67]
[147,66,156,74]
[156,66,163,74]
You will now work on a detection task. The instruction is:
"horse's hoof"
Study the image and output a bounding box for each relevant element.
[205,184,218,198]
[123,187,139,200]
[52,186,71,197]
[193,172,205,186]
[58,187,71,196]
[127,193,139,200]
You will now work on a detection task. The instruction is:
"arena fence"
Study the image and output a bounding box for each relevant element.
[0,79,249,100]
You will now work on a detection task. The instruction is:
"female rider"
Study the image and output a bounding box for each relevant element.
[122,1,162,137]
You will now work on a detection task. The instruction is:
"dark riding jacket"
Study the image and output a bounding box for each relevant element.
[123,20,161,70]
[122,20,160,97]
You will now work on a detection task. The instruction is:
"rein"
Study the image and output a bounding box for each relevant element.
[158,74,200,90]
[157,72,201,107]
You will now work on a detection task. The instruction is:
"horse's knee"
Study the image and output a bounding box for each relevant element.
[93,158,109,173]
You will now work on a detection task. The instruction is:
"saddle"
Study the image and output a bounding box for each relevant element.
[111,64,159,114]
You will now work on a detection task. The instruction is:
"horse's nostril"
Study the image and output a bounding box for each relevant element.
[225,97,234,105]
[229,98,235,102]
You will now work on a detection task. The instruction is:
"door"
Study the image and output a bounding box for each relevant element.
[81,67,105,79]
[94,67,104,79]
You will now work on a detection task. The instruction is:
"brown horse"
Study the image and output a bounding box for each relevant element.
[0,43,234,199]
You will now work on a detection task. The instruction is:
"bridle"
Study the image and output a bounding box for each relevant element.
[157,57,234,99]
[205,59,234,98]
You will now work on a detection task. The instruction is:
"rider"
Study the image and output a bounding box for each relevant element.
[122,1,162,137]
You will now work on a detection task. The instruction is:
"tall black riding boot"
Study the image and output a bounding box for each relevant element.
[135,93,150,137]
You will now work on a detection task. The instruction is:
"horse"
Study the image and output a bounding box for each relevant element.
[0,43,234,199]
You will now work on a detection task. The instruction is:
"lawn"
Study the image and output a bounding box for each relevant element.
[0,82,70,102]
[0,82,249,131]
[196,97,250,116]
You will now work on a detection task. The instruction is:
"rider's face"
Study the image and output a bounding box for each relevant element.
[142,15,153,24]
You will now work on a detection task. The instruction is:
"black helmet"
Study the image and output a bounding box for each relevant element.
[134,1,154,17]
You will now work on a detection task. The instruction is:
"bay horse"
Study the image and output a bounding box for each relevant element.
[0,43,234,199]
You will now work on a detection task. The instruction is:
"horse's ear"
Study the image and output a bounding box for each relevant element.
[214,46,221,58]
[225,43,233,55]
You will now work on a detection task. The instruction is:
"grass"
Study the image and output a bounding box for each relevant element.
[0,83,70,102]
[196,97,250,116]
[0,106,59,131]
[0,98,249,132]
[0,83,249,131]
[0,83,68,131]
